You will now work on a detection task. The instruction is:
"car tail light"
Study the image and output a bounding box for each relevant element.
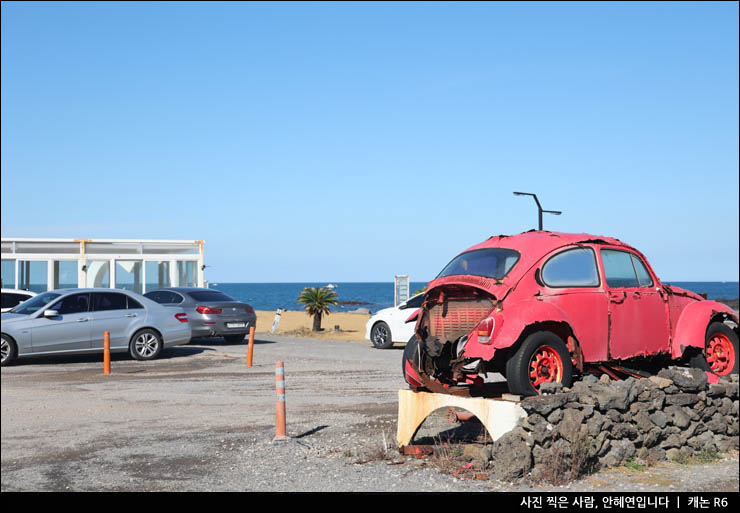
[477,317,496,344]
[175,313,189,323]
[196,306,222,314]
[244,306,255,314]
[404,361,423,388]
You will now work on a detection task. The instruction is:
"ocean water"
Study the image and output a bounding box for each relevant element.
[211,281,739,313]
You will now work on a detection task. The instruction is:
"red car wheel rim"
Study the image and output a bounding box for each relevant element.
[706,333,735,376]
[529,345,564,391]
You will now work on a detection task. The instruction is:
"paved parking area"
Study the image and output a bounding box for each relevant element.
[2,334,738,492]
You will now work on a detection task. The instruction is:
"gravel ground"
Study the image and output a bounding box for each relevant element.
[1,333,738,492]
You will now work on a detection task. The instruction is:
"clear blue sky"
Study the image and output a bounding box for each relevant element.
[2,2,738,282]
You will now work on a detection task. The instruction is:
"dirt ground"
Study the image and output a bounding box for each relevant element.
[1,332,738,492]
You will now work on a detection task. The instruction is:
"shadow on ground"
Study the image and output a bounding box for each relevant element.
[9,346,213,367]
[189,337,276,346]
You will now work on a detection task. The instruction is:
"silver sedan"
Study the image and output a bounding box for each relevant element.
[1,288,192,366]
[144,287,256,343]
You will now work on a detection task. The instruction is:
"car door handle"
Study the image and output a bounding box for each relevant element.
[76,318,89,322]
[609,291,626,304]
[632,291,641,299]
[125,314,137,318]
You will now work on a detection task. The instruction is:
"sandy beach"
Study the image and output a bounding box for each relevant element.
[255,309,372,342]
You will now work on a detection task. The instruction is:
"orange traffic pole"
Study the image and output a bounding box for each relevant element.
[274,361,288,441]
[103,331,111,375]
[246,326,255,367]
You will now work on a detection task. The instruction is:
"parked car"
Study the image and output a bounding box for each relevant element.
[1,288,191,366]
[144,287,256,343]
[365,293,425,349]
[1,289,37,313]
[403,231,739,396]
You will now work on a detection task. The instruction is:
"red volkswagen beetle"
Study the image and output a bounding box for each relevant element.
[403,231,739,396]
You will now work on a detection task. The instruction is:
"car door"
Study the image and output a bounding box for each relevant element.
[600,248,670,360]
[539,246,610,362]
[30,292,92,353]
[90,292,143,350]
[395,294,425,342]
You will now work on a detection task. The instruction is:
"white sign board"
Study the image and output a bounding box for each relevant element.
[394,275,410,307]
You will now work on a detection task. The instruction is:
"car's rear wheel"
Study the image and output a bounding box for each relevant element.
[371,321,393,349]
[1,335,17,367]
[705,322,739,376]
[224,334,245,344]
[130,329,163,361]
[506,331,573,396]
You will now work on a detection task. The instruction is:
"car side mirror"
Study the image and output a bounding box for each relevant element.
[44,309,59,318]
[398,302,409,310]
[534,268,544,287]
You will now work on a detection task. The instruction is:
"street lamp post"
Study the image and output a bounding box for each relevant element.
[513,192,562,230]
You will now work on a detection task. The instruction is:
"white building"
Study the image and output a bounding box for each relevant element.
[1,238,205,294]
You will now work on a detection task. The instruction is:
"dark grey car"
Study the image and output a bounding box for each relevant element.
[144,288,257,343]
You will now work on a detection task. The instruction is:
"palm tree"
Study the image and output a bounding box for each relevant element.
[297,286,339,332]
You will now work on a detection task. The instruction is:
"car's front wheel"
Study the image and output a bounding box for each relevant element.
[505,331,573,396]
[371,321,393,349]
[705,322,739,376]
[130,329,163,361]
[1,335,17,367]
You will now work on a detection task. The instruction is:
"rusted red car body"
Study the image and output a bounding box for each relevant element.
[406,231,739,396]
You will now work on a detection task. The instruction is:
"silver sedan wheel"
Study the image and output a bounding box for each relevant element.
[134,332,160,359]
[1,338,10,364]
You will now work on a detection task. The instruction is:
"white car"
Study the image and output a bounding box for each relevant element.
[1,289,37,313]
[365,293,425,349]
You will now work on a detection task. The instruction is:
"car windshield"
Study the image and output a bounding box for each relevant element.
[187,291,235,302]
[9,292,62,315]
[437,248,520,280]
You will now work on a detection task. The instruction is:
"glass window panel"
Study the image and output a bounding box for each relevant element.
[127,296,144,310]
[86,242,141,254]
[177,260,197,287]
[542,248,600,288]
[145,261,171,291]
[10,292,61,314]
[142,243,199,255]
[2,293,33,310]
[16,242,80,254]
[86,261,110,288]
[1,260,15,289]
[437,249,520,280]
[115,260,142,294]
[54,261,79,289]
[53,293,91,314]
[92,292,127,311]
[187,291,235,302]
[601,250,640,288]
[631,255,654,288]
[18,260,48,293]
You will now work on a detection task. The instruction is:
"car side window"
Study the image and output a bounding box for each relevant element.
[54,293,91,315]
[541,248,600,288]
[601,250,640,288]
[631,255,654,288]
[2,293,29,309]
[166,292,184,304]
[144,291,164,304]
[92,292,127,312]
[406,294,424,309]
[127,296,144,310]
